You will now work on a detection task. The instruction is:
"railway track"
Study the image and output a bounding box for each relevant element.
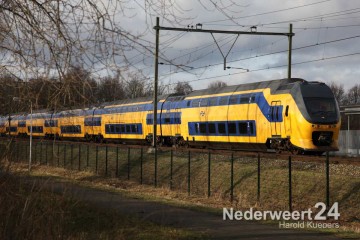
[3,136,359,165]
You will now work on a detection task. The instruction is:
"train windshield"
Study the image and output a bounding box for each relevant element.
[303,97,338,123]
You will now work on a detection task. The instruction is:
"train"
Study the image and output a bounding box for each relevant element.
[0,78,341,154]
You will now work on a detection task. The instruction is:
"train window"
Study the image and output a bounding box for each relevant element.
[240,97,249,104]
[165,117,171,123]
[199,123,207,134]
[187,101,191,107]
[219,97,228,105]
[195,123,200,134]
[192,99,200,107]
[249,122,255,135]
[200,99,208,107]
[208,98,217,106]
[229,95,239,104]
[110,125,115,133]
[238,122,247,134]
[18,121,26,127]
[250,95,256,103]
[115,125,121,133]
[228,122,236,134]
[276,107,280,121]
[218,123,226,134]
[126,125,131,133]
[208,123,216,134]
[131,125,136,133]
[121,125,126,133]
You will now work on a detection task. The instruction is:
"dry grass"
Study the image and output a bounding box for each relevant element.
[8,161,360,238]
[0,157,204,239]
[2,140,360,238]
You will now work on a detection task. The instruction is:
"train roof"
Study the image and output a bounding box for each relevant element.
[186,78,306,98]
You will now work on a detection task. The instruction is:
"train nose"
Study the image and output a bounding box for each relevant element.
[312,131,333,146]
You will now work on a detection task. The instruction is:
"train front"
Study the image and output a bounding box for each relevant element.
[290,81,341,152]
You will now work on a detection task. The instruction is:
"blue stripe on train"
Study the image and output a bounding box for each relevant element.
[48,92,283,123]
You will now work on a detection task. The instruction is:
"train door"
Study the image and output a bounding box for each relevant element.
[270,101,282,137]
[199,98,209,141]
[161,101,171,137]
[173,102,181,136]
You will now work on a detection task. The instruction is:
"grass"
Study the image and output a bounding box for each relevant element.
[0,173,205,240]
[0,148,205,239]
[1,139,360,238]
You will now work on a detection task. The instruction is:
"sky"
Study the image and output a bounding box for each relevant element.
[118,0,360,91]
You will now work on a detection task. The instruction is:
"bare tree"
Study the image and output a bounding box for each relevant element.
[347,84,360,105]
[0,1,246,113]
[97,76,125,103]
[329,82,346,105]
[173,81,193,95]
[124,73,151,99]
[208,81,227,90]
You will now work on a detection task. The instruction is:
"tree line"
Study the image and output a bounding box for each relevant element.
[0,65,231,115]
[329,82,360,106]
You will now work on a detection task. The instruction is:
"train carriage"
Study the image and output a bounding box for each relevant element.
[83,107,103,142]
[58,109,85,139]
[43,112,60,139]
[16,115,27,137]
[101,99,151,143]
[2,78,340,154]
[176,78,340,152]
[26,112,47,138]
[7,114,19,137]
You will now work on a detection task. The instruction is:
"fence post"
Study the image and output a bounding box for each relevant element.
[230,153,234,202]
[40,142,43,164]
[188,150,191,196]
[26,144,28,164]
[16,142,19,162]
[86,145,89,168]
[154,147,157,187]
[64,144,67,168]
[140,148,143,184]
[288,155,292,212]
[170,149,173,190]
[45,142,48,165]
[127,148,130,180]
[34,143,37,164]
[15,142,19,162]
[95,145,98,174]
[78,144,81,171]
[51,142,54,166]
[116,147,119,177]
[326,151,330,208]
[70,144,73,170]
[57,144,60,167]
[208,151,211,198]
[257,153,261,203]
[105,145,108,176]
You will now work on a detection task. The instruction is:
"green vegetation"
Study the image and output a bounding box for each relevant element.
[1,139,360,237]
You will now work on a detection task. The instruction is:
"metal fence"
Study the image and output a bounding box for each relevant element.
[1,139,359,221]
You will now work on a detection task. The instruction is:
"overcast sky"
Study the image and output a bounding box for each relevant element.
[115,0,360,91]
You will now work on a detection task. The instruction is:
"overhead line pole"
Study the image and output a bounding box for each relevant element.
[288,24,293,78]
[153,17,160,148]
[153,18,294,148]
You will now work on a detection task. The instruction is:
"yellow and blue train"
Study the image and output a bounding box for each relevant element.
[0,78,341,153]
